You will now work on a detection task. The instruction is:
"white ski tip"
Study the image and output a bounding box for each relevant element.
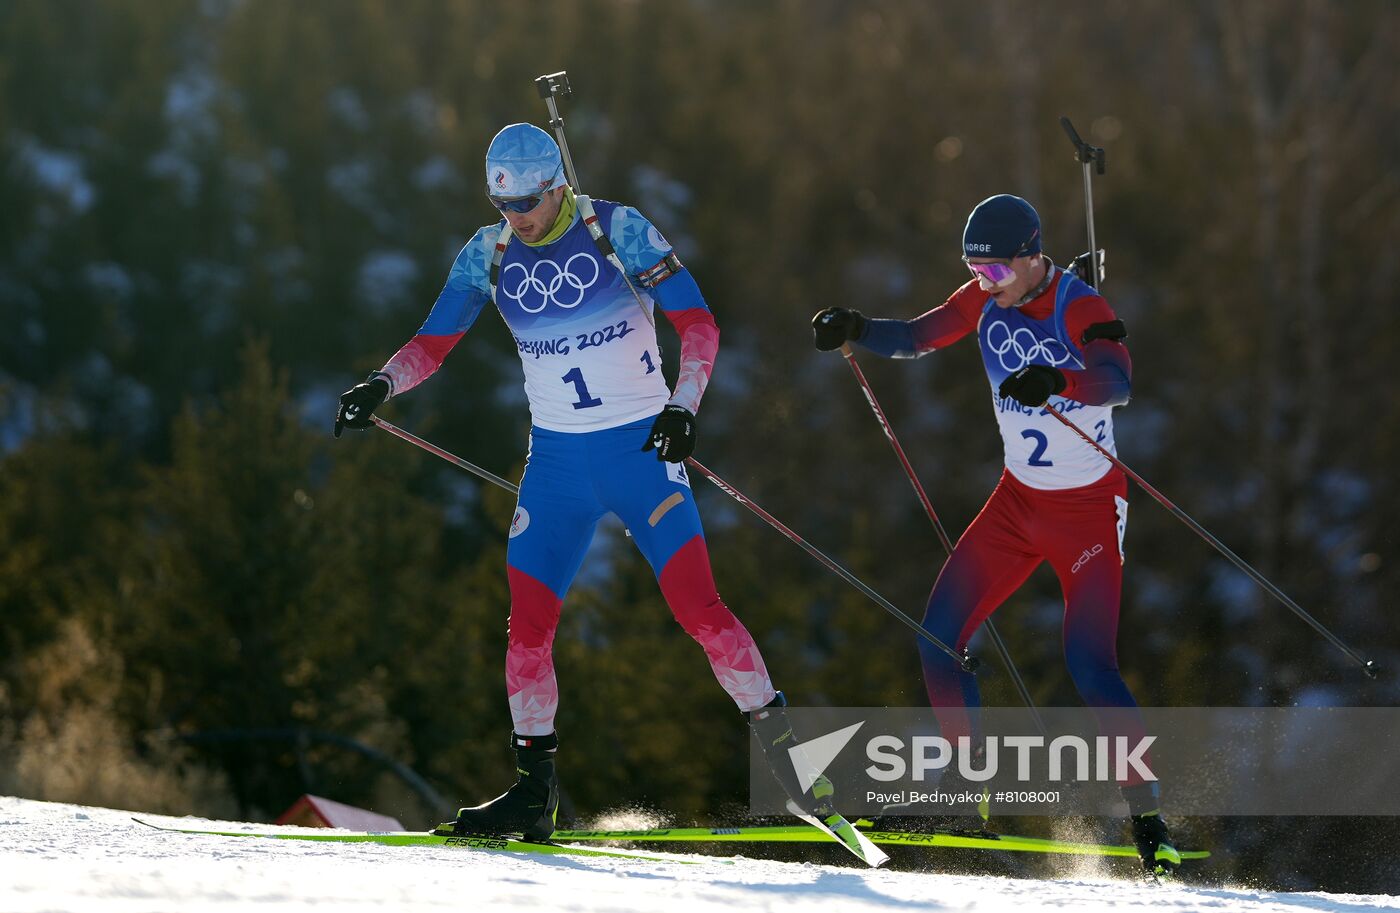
[785,801,889,868]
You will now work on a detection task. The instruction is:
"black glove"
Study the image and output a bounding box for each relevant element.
[334,377,390,438]
[811,307,867,351]
[998,365,1066,407]
[642,405,696,462]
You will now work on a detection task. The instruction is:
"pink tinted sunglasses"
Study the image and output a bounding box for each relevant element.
[963,259,1018,287]
[962,229,1039,288]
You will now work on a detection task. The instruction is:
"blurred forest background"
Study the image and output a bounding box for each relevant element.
[2,0,1398,892]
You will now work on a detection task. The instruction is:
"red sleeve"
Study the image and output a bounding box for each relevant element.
[909,281,986,351]
[1063,294,1118,348]
[1059,295,1131,406]
[662,306,719,414]
[377,332,465,397]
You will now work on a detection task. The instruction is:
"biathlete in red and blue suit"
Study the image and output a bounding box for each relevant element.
[335,123,835,840]
[811,194,1180,876]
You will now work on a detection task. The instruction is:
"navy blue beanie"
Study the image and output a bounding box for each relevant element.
[963,195,1042,259]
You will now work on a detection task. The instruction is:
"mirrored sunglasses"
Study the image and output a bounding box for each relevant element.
[962,259,1018,288]
[490,193,549,214]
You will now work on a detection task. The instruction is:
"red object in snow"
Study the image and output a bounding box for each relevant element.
[274,795,404,831]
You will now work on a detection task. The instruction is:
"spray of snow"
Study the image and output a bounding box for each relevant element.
[1046,816,1114,882]
[584,805,674,832]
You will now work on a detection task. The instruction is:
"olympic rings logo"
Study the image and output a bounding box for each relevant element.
[985,320,1072,372]
[500,253,601,313]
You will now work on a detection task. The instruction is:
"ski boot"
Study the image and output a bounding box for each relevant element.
[1129,810,1182,880]
[746,692,836,816]
[434,731,559,841]
[748,694,892,868]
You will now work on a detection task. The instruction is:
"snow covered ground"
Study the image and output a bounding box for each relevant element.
[1,796,1396,913]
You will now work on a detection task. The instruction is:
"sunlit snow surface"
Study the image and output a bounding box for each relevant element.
[1,796,1395,913]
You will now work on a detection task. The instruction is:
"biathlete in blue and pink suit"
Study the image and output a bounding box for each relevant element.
[335,123,834,839]
[811,194,1180,876]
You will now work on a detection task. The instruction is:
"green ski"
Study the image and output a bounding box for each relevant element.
[549,823,1210,861]
[131,818,702,864]
[135,817,1209,865]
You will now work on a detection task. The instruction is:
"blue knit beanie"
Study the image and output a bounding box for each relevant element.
[963,195,1042,259]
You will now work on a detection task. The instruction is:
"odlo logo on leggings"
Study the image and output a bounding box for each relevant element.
[1071,543,1104,574]
[510,506,530,538]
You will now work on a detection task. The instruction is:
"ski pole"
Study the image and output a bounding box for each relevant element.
[1060,117,1105,289]
[838,343,1046,732]
[533,70,655,329]
[535,71,582,191]
[372,416,519,494]
[1057,116,1376,679]
[1045,407,1377,678]
[373,415,640,539]
[683,456,975,672]
[371,416,966,666]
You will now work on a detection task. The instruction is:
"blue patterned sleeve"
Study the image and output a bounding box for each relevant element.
[375,223,499,396]
[605,203,705,312]
[420,224,498,334]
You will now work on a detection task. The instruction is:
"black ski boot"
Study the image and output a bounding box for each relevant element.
[1129,810,1182,880]
[746,692,836,816]
[434,732,559,841]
